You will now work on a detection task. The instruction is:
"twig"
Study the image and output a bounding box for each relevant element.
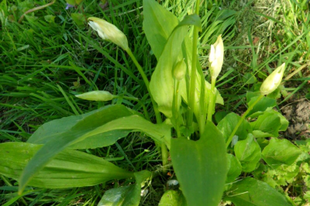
[18,0,56,24]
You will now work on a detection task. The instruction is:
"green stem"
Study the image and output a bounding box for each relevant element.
[126,48,162,123]
[226,94,264,148]
[187,0,200,130]
[173,80,181,138]
[207,77,216,122]
[126,49,168,169]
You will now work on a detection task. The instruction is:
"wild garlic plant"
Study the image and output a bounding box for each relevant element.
[0,1,301,206]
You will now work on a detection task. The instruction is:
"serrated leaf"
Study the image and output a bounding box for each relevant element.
[262,138,302,169]
[234,134,261,172]
[224,177,294,206]
[171,121,227,206]
[0,142,133,188]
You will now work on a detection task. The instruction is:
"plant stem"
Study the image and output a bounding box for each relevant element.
[187,0,200,131]
[126,48,162,123]
[173,80,181,138]
[207,77,216,122]
[225,94,264,148]
[126,49,168,170]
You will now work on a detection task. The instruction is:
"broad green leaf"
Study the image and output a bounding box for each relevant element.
[217,112,252,142]
[226,154,242,183]
[250,108,287,138]
[27,105,171,149]
[149,14,223,118]
[143,0,178,59]
[27,105,134,149]
[234,134,261,172]
[72,115,171,149]
[224,178,293,206]
[171,121,227,206]
[149,18,189,117]
[69,130,130,149]
[0,142,133,188]
[159,190,187,206]
[262,138,302,169]
[20,105,171,193]
[97,170,151,206]
[246,92,277,117]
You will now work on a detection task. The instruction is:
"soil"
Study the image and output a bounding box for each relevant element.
[282,99,310,139]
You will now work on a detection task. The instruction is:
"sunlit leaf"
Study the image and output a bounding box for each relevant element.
[0,142,133,188]
[171,121,227,206]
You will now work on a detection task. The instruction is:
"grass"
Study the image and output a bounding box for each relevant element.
[0,0,309,205]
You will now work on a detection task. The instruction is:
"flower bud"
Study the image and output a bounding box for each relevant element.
[172,59,186,80]
[260,63,285,95]
[76,91,115,101]
[88,17,129,51]
[209,35,224,80]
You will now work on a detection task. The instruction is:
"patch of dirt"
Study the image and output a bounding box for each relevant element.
[282,99,310,139]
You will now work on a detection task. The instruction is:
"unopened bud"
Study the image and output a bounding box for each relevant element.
[209,35,224,80]
[76,90,115,101]
[88,17,129,51]
[260,63,286,95]
[173,59,186,80]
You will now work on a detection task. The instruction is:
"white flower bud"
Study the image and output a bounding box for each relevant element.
[260,63,286,95]
[88,17,129,51]
[209,35,224,80]
[76,91,115,101]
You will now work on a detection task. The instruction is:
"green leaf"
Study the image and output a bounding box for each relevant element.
[262,138,302,169]
[217,112,252,142]
[149,13,222,118]
[71,13,85,28]
[27,105,134,148]
[234,134,261,172]
[246,92,277,117]
[0,142,133,188]
[171,121,227,206]
[224,178,294,206]
[143,0,178,59]
[20,105,171,193]
[71,115,171,149]
[250,108,288,138]
[159,190,187,206]
[27,105,171,149]
[226,154,242,183]
[97,170,151,206]
[149,19,189,117]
